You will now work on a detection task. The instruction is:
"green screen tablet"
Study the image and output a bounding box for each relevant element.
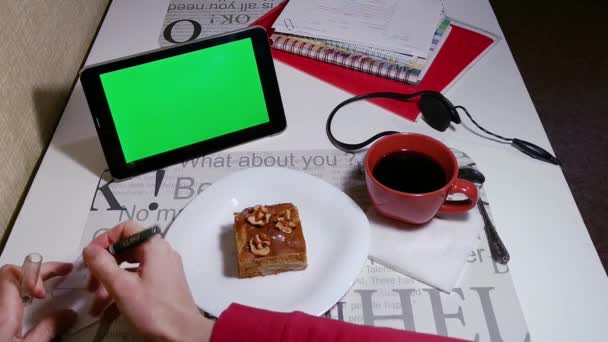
[81,27,285,179]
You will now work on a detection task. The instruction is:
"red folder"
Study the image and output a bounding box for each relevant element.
[253,2,495,121]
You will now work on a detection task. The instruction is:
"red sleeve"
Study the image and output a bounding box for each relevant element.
[210,303,467,342]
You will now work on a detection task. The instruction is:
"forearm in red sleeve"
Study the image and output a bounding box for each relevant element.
[210,303,467,342]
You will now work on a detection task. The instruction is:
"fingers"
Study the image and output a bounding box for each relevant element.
[39,262,73,281]
[0,265,22,338]
[90,221,143,249]
[2,262,75,300]
[24,309,77,342]
[91,285,112,316]
[1,262,73,301]
[90,221,148,264]
[33,263,74,299]
[83,244,137,299]
[83,244,123,287]
[121,234,166,264]
[0,264,21,287]
[90,221,166,265]
[138,239,180,279]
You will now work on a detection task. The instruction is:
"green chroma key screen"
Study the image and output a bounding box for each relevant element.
[99,38,270,163]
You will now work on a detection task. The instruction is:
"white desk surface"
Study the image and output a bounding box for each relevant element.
[2,0,607,340]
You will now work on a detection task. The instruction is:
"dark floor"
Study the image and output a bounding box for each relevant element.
[489,0,608,274]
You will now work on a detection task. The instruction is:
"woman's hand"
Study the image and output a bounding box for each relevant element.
[0,262,76,341]
[82,221,214,341]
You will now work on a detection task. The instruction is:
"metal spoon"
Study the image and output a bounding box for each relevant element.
[458,166,510,264]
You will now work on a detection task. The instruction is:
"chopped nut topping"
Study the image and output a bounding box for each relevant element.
[275,221,293,234]
[249,233,271,256]
[247,216,263,226]
[246,206,271,226]
[274,209,297,234]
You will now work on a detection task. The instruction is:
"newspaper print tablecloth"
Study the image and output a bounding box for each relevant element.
[158,0,285,47]
[63,149,529,341]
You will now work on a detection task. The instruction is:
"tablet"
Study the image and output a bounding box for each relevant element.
[80,26,286,179]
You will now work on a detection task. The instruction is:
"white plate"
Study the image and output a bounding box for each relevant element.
[165,167,369,317]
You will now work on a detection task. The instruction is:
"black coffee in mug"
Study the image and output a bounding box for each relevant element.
[372,150,447,194]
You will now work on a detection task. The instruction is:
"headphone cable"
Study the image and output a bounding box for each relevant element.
[454,105,561,165]
[326,92,561,166]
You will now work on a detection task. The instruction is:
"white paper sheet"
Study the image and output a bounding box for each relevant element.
[273,0,444,58]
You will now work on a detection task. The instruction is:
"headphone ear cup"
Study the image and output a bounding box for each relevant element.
[440,95,461,124]
[419,94,452,132]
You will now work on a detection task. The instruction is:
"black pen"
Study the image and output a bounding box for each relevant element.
[108,226,161,255]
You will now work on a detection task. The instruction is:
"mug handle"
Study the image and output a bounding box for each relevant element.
[438,178,479,213]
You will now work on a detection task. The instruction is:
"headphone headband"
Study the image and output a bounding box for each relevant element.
[326,91,460,152]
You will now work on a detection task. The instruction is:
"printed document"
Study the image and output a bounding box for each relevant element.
[272,0,444,58]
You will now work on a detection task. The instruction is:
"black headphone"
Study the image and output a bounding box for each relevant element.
[326,90,560,165]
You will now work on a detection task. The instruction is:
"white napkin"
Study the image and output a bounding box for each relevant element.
[368,206,483,293]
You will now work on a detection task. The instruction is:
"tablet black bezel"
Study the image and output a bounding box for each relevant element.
[80,26,286,179]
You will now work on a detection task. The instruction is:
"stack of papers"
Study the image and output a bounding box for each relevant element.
[271,0,447,84]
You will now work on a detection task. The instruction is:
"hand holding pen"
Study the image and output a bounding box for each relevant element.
[82,221,214,341]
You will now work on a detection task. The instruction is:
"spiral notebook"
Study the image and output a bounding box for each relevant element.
[253,2,499,121]
[269,18,452,85]
[270,33,422,84]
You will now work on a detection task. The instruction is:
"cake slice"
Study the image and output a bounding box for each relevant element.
[233,203,308,278]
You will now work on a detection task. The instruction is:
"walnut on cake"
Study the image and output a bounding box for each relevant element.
[233,203,307,278]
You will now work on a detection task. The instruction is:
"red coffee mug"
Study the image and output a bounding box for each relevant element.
[365,133,478,224]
